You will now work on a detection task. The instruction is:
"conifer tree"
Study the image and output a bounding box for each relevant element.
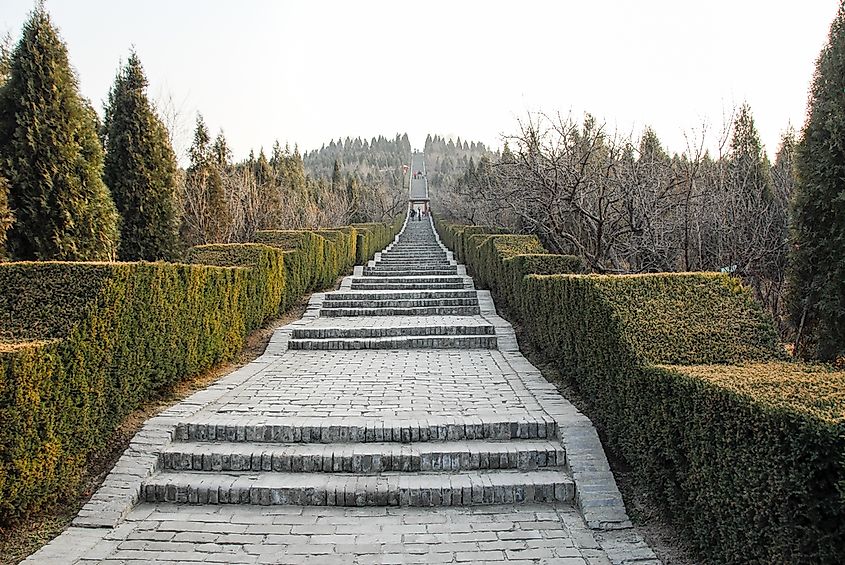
[0,7,119,260]
[729,103,772,199]
[0,175,13,260]
[182,115,227,244]
[331,159,343,193]
[789,4,845,360]
[103,52,180,261]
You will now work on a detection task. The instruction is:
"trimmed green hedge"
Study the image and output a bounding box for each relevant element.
[0,262,250,522]
[352,217,404,264]
[434,221,583,315]
[185,243,288,323]
[0,218,401,524]
[435,220,844,564]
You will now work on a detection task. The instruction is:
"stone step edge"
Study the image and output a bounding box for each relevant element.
[320,307,482,317]
[362,270,459,275]
[287,335,498,350]
[326,291,478,299]
[161,439,566,473]
[141,470,576,507]
[321,299,480,308]
[175,416,558,444]
[290,325,495,338]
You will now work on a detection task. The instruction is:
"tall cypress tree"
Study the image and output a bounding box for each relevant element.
[0,175,12,260]
[789,5,845,360]
[0,7,119,260]
[103,52,180,261]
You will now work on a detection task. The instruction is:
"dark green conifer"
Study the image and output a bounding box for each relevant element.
[0,7,119,260]
[0,175,13,260]
[103,52,180,261]
[789,4,845,360]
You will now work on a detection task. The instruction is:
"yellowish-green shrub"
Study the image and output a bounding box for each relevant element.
[436,219,843,563]
[0,218,401,525]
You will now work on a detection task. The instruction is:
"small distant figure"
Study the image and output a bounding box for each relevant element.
[410,208,417,221]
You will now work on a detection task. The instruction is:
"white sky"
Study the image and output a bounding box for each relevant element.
[1,1,839,161]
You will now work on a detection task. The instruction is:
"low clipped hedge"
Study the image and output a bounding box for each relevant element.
[0,218,401,524]
[435,219,844,564]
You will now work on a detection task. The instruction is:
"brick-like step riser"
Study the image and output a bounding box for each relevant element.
[321,306,481,317]
[368,265,454,271]
[142,473,575,507]
[288,336,497,350]
[350,283,467,290]
[375,259,454,269]
[379,251,447,256]
[162,445,565,473]
[362,270,459,277]
[322,299,478,308]
[176,419,558,444]
[326,291,477,300]
[291,325,495,339]
[379,254,447,259]
[353,277,464,284]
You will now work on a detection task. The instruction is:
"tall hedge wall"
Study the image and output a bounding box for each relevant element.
[352,217,404,264]
[435,220,845,564]
[0,219,401,524]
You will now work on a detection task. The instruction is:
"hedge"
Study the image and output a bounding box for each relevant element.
[434,220,583,315]
[352,217,404,264]
[185,243,289,322]
[435,220,844,564]
[0,219,401,524]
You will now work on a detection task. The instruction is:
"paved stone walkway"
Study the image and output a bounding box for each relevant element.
[26,216,658,564]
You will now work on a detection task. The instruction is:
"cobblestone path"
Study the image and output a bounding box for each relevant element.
[26,217,657,564]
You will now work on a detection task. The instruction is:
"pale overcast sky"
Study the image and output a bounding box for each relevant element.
[1,1,839,161]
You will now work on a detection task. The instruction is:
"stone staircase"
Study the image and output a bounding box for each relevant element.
[138,215,575,509]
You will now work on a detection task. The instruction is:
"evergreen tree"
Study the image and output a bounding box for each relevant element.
[0,32,12,85]
[0,175,13,260]
[0,7,119,260]
[103,52,180,261]
[789,4,845,360]
[182,115,227,244]
[729,103,772,199]
[331,159,342,193]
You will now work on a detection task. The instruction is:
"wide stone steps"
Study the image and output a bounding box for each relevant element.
[379,253,446,258]
[290,323,494,339]
[322,298,478,309]
[351,282,467,290]
[362,269,459,277]
[161,440,565,473]
[375,261,450,267]
[364,263,458,272]
[326,290,477,300]
[321,306,481,317]
[288,334,497,350]
[353,276,465,284]
[176,415,559,443]
[141,469,575,507]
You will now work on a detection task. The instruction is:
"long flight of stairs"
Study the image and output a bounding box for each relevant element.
[139,215,575,508]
